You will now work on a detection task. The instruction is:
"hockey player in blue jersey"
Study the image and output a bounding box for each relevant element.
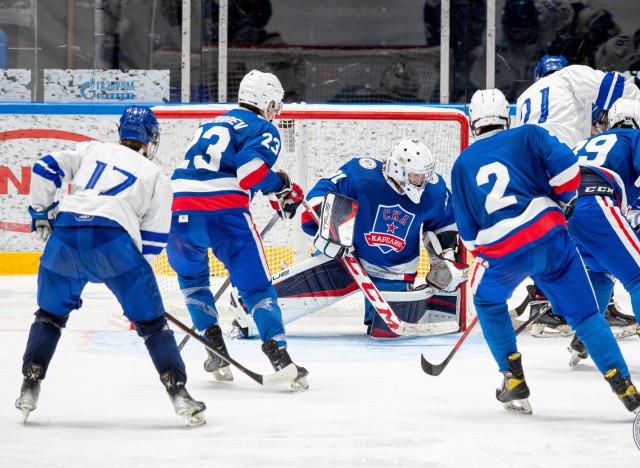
[515,54,640,335]
[165,70,308,392]
[452,88,640,414]
[300,137,468,338]
[566,98,640,364]
[16,106,206,426]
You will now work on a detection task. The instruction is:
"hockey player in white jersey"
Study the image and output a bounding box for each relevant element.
[515,55,640,334]
[16,106,206,427]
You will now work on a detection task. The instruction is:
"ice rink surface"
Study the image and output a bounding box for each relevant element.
[2,276,640,468]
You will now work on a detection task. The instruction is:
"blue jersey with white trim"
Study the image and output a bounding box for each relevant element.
[301,158,455,281]
[171,108,284,214]
[451,125,579,258]
[515,65,640,147]
[574,128,640,206]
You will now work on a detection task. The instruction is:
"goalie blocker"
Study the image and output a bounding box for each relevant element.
[229,254,462,339]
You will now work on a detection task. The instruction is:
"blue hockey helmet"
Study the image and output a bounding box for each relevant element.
[118,106,160,159]
[534,55,567,81]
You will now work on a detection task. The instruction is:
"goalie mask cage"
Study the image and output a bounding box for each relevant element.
[150,104,472,331]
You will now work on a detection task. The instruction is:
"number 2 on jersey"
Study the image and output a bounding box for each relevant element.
[476,162,517,214]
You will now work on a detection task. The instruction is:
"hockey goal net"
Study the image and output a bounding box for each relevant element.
[150,104,471,331]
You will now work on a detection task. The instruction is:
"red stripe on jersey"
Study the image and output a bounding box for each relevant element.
[478,210,566,258]
[172,193,250,212]
[239,163,269,190]
[553,171,580,195]
[602,198,640,256]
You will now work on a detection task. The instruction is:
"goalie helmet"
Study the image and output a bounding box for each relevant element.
[607,98,640,129]
[534,55,567,81]
[118,106,160,160]
[468,89,510,136]
[238,70,284,118]
[384,137,435,204]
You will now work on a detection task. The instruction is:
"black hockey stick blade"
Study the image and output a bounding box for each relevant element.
[165,312,298,386]
[420,315,479,376]
[176,212,281,351]
[508,292,533,318]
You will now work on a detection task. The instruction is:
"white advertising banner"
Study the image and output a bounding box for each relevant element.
[0,70,31,102]
[44,69,170,103]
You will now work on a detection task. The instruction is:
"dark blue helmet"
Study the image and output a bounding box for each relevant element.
[534,55,567,81]
[119,106,160,159]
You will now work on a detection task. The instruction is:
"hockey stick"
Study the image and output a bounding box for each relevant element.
[301,198,459,337]
[165,312,298,386]
[176,212,281,351]
[421,303,549,376]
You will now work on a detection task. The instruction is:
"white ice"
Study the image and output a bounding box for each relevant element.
[2,276,640,468]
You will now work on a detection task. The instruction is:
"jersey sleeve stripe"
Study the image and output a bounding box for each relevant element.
[140,230,168,243]
[172,175,248,194]
[142,245,164,255]
[596,72,624,110]
[237,158,269,189]
[33,156,65,188]
[549,162,580,195]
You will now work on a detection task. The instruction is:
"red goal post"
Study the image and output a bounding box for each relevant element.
[150,104,471,331]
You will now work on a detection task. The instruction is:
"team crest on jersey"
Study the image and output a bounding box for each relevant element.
[364,204,415,253]
[358,158,377,169]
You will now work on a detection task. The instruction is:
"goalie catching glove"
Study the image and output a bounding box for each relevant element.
[313,192,358,258]
[424,231,468,292]
[269,171,304,219]
[28,201,59,242]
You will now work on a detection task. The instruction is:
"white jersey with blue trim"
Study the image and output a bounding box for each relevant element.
[301,158,456,281]
[171,107,284,214]
[451,125,580,258]
[30,141,172,264]
[515,65,640,147]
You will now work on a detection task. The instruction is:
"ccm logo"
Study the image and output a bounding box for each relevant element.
[584,186,614,194]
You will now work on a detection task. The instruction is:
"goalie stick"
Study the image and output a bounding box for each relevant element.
[176,212,280,351]
[302,196,459,337]
[420,303,550,376]
[165,312,298,386]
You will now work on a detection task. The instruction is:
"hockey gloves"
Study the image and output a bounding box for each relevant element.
[559,194,577,221]
[28,202,59,242]
[313,192,358,258]
[269,172,304,219]
[425,237,468,292]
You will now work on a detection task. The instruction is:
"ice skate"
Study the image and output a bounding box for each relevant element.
[261,339,309,393]
[531,303,574,338]
[496,353,532,415]
[604,298,637,339]
[604,368,640,413]
[160,371,206,427]
[203,325,234,382]
[568,335,589,367]
[15,363,43,423]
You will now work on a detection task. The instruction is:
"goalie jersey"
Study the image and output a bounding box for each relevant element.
[451,125,579,258]
[30,141,172,264]
[171,108,285,215]
[574,128,640,207]
[301,158,456,282]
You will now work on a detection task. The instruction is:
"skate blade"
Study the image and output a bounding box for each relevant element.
[182,410,206,427]
[20,407,33,423]
[531,324,575,338]
[502,398,532,415]
[568,349,589,368]
[212,366,234,382]
[288,376,309,393]
[612,326,637,340]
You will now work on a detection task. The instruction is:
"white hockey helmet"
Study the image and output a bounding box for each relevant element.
[607,98,640,129]
[384,137,435,204]
[238,70,284,117]
[468,89,510,136]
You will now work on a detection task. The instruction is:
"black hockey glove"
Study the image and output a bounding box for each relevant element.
[269,172,304,219]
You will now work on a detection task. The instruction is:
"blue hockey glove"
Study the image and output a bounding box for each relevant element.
[28,202,59,241]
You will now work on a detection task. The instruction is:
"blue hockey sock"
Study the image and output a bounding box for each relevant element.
[22,309,69,380]
[180,286,219,332]
[568,312,630,377]
[138,316,187,383]
[241,286,286,346]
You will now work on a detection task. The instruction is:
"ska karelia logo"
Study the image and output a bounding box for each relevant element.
[364,204,415,254]
[634,411,640,451]
[358,158,377,169]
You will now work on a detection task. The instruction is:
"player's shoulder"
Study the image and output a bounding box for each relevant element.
[345,157,382,172]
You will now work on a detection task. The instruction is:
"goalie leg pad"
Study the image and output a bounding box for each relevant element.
[366,279,412,338]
